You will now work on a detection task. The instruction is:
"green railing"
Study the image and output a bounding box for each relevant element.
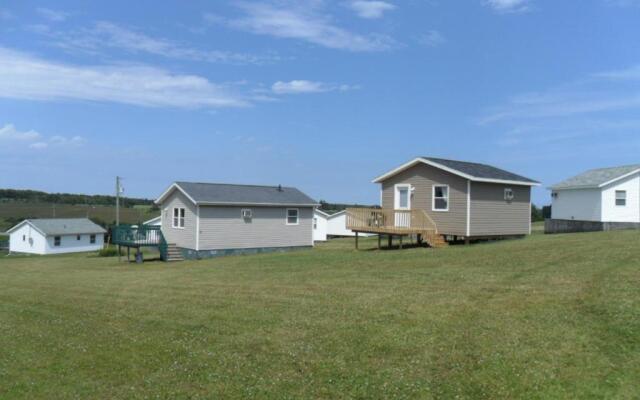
[111,224,167,261]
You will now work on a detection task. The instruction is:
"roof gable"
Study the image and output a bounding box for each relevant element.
[156,182,318,206]
[550,164,640,190]
[373,157,539,186]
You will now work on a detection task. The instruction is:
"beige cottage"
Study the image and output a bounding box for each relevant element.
[346,157,539,247]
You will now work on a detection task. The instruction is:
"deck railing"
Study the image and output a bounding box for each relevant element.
[111,224,168,261]
[345,208,438,234]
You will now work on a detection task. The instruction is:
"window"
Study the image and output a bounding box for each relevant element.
[433,185,449,211]
[22,235,26,242]
[241,209,253,219]
[616,190,627,206]
[286,208,299,225]
[77,235,81,241]
[54,236,61,246]
[90,234,96,244]
[395,185,411,210]
[172,207,185,228]
[504,188,514,202]
[313,217,318,229]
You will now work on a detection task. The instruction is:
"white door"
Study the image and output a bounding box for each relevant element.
[394,184,411,227]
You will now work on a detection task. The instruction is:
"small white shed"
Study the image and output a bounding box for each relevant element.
[326,211,375,238]
[313,209,329,242]
[7,218,106,255]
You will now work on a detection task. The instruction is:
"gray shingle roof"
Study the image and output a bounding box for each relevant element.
[22,218,106,235]
[175,182,318,206]
[550,164,640,189]
[423,157,539,184]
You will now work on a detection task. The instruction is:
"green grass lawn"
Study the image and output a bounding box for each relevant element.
[1,231,639,399]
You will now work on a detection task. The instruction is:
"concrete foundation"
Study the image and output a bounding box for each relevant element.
[545,219,640,234]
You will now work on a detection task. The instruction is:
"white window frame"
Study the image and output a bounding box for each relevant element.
[54,236,61,246]
[313,217,318,229]
[241,209,253,219]
[90,234,96,244]
[504,188,514,202]
[286,208,299,225]
[394,184,412,210]
[172,207,185,229]
[615,190,627,207]
[432,185,450,212]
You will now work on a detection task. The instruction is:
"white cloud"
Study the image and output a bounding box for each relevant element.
[418,30,445,47]
[0,47,249,109]
[36,7,70,22]
[271,80,356,94]
[214,2,396,52]
[0,124,41,141]
[29,21,277,65]
[348,1,396,19]
[592,65,640,80]
[0,9,14,20]
[484,0,530,13]
[29,142,49,149]
[0,123,86,150]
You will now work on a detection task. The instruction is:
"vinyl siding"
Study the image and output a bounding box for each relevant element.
[469,182,531,236]
[198,206,313,250]
[380,163,468,236]
[160,189,198,249]
[601,173,640,223]
[551,188,602,221]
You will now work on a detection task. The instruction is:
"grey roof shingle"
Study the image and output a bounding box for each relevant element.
[550,164,640,189]
[175,182,318,206]
[423,157,539,184]
[25,218,106,235]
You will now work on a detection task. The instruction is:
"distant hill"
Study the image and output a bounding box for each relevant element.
[0,189,158,231]
[318,200,379,214]
[0,188,153,207]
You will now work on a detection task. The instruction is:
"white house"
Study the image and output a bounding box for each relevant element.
[550,164,640,223]
[7,218,106,255]
[313,209,329,241]
[326,210,375,238]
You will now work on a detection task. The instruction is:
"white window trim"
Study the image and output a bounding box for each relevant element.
[286,208,299,225]
[394,184,412,210]
[615,190,627,207]
[172,207,186,229]
[432,184,450,212]
[241,208,253,219]
[53,236,61,246]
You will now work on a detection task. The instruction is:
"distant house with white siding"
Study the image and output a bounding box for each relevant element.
[326,211,374,238]
[7,218,106,255]
[155,182,319,259]
[313,209,329,242]
[548,164,640,232]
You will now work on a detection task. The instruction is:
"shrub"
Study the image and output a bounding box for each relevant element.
[98,246,123,257]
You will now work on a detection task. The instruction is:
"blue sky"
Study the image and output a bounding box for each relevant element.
[1,0,640,205]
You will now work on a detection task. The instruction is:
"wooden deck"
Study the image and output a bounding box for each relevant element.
[345,208,447,248]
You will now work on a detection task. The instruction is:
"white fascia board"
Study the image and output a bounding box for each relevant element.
[373,157,539,186]
[154,183,198,205]
[598,169,640,188]
[6,220,46,236]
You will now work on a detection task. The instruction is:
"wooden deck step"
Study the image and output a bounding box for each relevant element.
[165,244,184,262]
[422,233,448,248]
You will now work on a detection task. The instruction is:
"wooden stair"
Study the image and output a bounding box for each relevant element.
[422,232,448,248]
[165,244,184,262]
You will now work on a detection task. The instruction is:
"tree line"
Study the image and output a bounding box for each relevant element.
[0,189,155,208]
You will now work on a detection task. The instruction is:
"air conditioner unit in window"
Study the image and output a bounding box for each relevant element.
[241,209,252,218]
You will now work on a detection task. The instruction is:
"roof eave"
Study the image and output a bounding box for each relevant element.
[197,201,319,207]
[372,157,538,186]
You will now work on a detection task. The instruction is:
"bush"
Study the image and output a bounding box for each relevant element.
[98,246,123,257]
